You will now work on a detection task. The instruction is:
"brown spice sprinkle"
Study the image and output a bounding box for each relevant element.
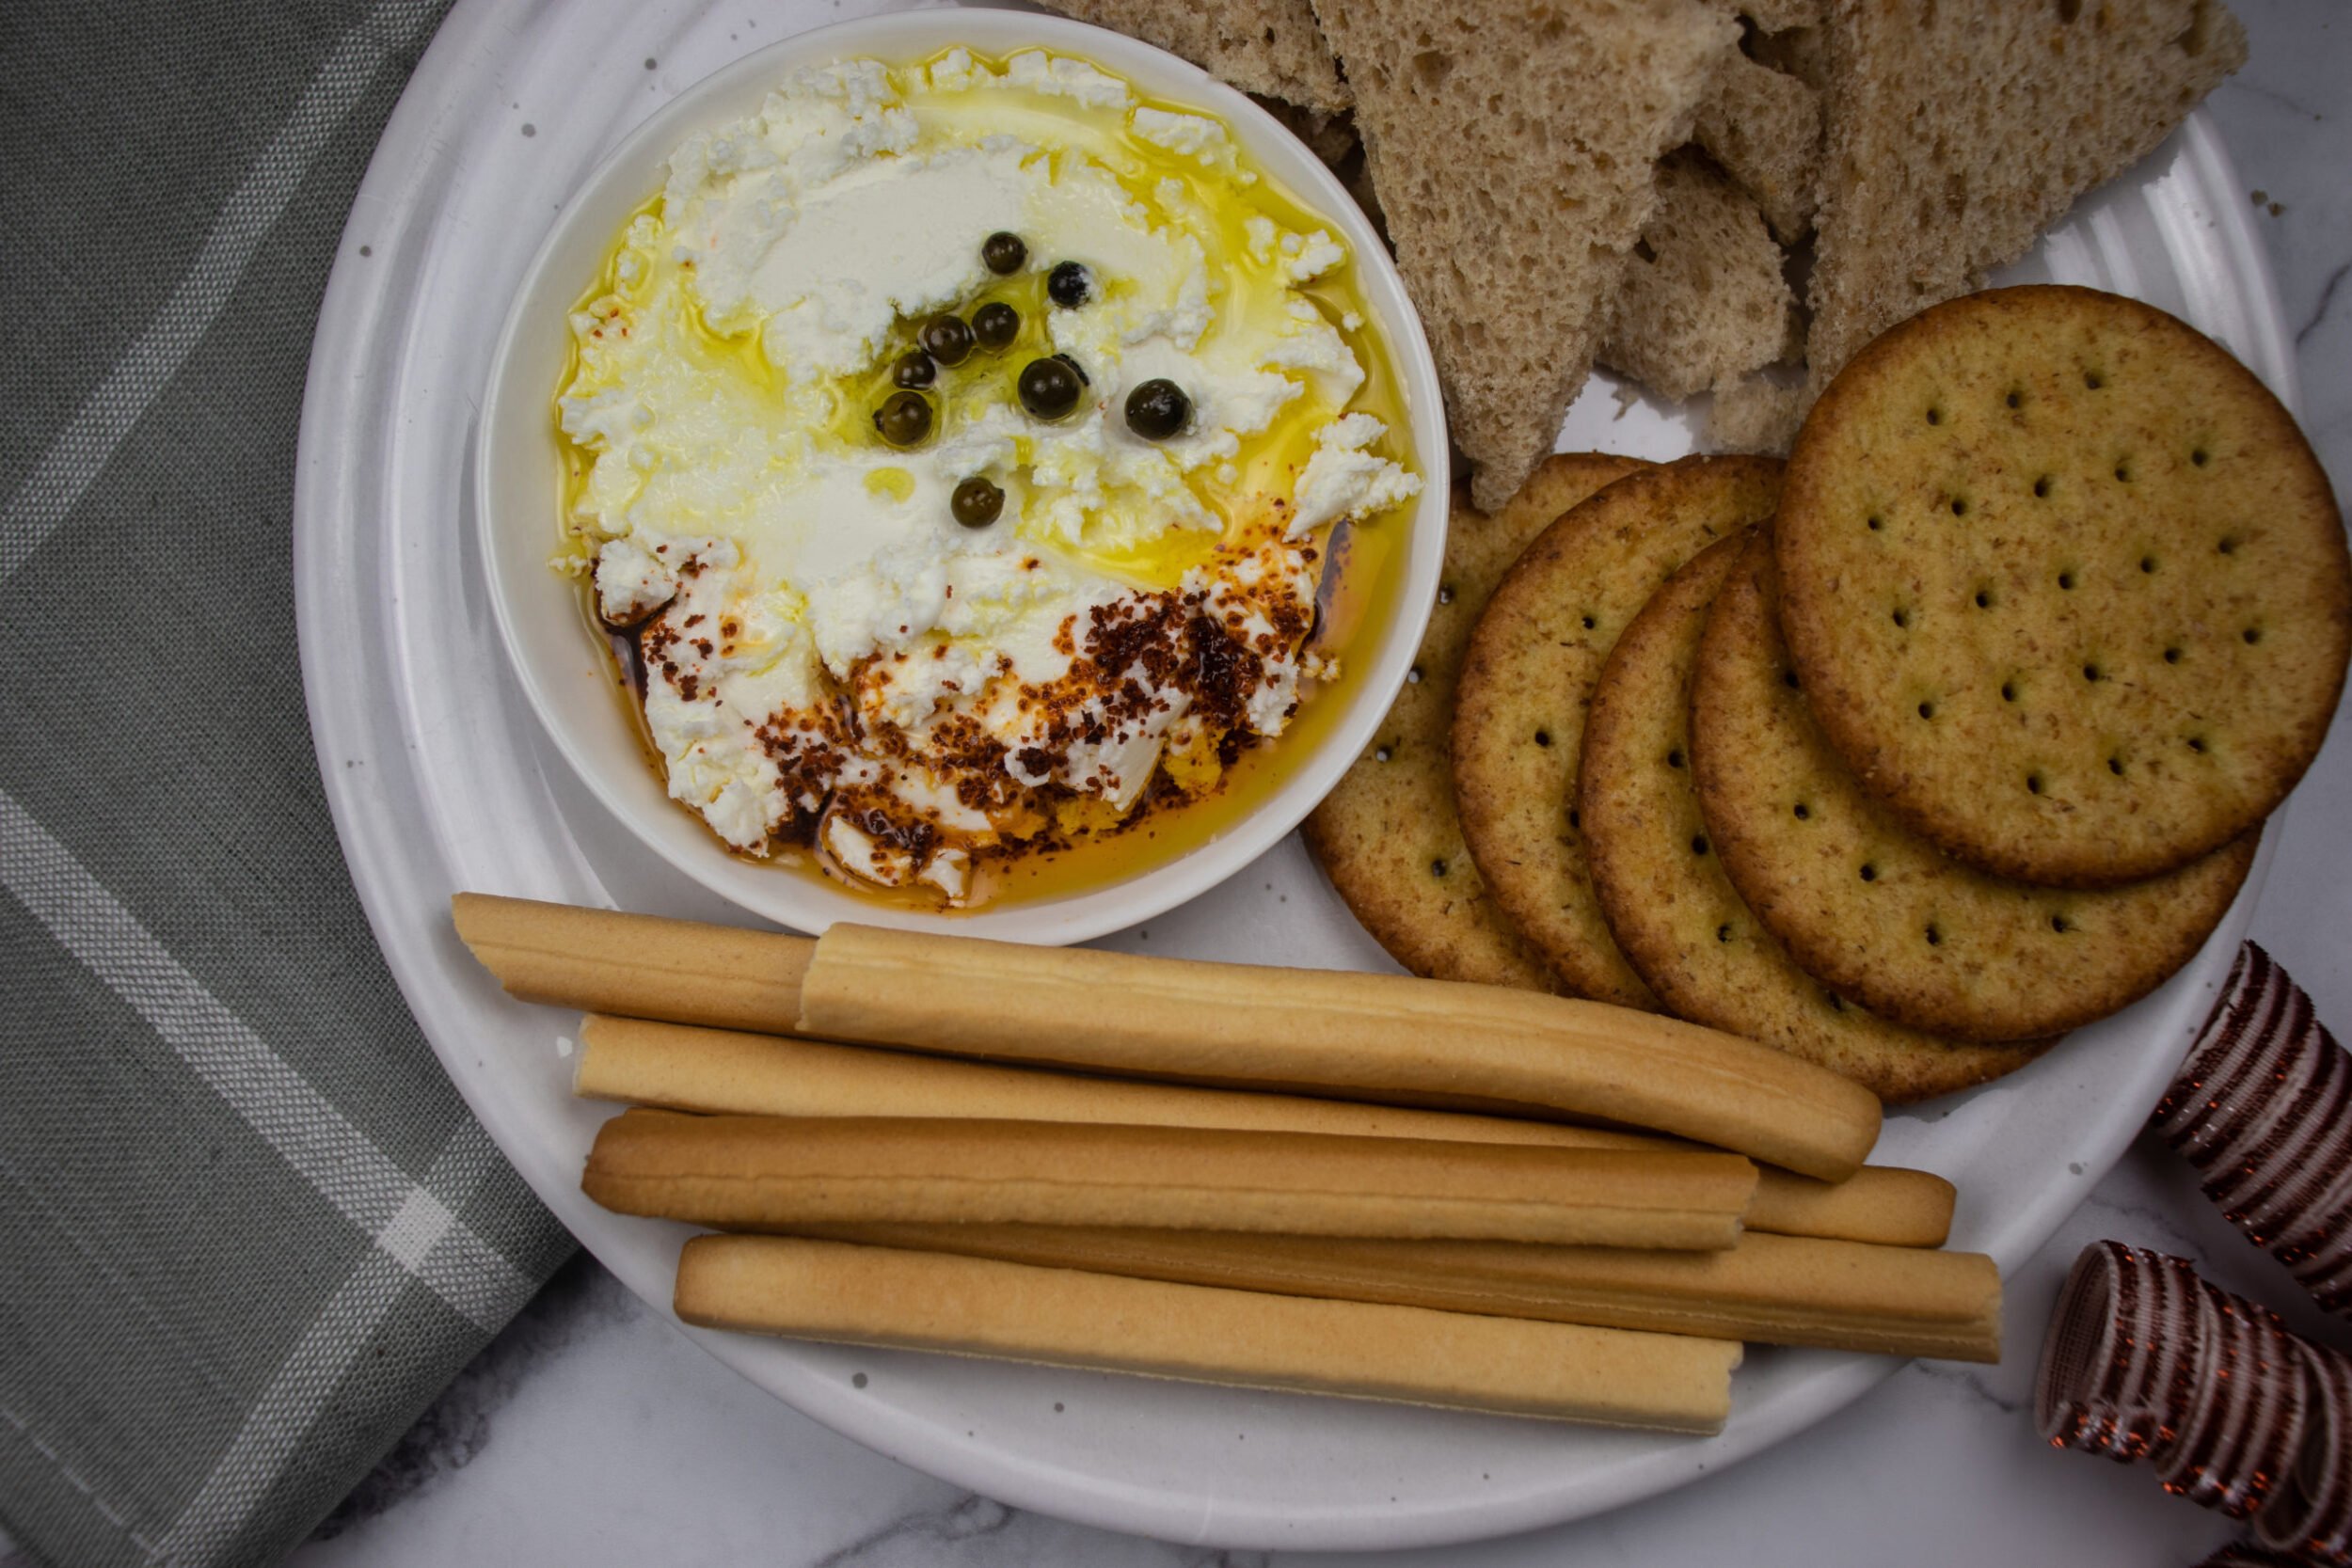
[627,526,1321,882]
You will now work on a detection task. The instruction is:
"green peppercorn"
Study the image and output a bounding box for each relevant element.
[1047,261,1091,308]
[951,476,1005,529]
[873,390,932,448]
[1017,356,1085,420]
[891,351,935,388]
[981,231,1026,275]
[918,313,975,366]
[972,301,1020,350]
[1123,378,1191,440]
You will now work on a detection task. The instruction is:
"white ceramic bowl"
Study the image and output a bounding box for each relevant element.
[476,9,1449,942]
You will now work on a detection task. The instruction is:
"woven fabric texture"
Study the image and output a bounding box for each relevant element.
[0,3,574,1564]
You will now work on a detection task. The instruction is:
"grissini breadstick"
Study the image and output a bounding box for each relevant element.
[452,895,1881,1178]
[577,1016,1955,1245]
[1750,1162,1951,1249]
[452,894,814,1035]
[584,1110,1757,1247]
[787,1222,2002,1362]
[675,1234,1742,1431]
[796,924,1883,1180]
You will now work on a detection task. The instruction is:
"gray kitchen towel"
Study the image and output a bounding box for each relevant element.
[0,3,576,1565]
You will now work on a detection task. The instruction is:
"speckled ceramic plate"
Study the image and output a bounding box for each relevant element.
[294,0,2294,1550]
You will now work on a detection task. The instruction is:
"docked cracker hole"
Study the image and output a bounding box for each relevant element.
[1793,802,1811,819]
[2033,477,2053,499]
[1666,747,1685,768]
[1858,863,1879,881]
[1407,665,1423,684]
[1918,700,1936,719]
[1690,835,1709,856]
[1716,924,1734,943]
[2192,448,2211,467]
[2245,626,2264,644]
[1534,729,1552,747]
[1430,859,1448,878]
[1925,925,1942,946]
[1950,498,1969,516]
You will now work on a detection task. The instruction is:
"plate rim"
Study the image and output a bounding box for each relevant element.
[294,0,2297,1547]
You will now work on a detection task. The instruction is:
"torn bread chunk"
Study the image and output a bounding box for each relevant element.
[1804,0,2246,394]
[1032,0,1352,113]
[1692,48,1821,243]
[1311,0,1739,512]
[1707,371,1807,454]
[1600,152,1798,404]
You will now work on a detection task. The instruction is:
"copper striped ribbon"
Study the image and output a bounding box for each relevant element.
[2200,1544,2328,1568]
[2152,943,2352,1319]
[2039,1242,2352,1563]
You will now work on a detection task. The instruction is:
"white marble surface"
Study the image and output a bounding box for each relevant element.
[29,6,2352,1565]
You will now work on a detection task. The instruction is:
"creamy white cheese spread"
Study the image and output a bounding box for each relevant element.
[554,48,1420,905]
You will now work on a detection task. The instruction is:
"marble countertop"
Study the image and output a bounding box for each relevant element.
[20,5,2349,1565]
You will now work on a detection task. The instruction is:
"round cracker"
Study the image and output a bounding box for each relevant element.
[1778,285,2350,887]
[1304,454,1650,988]
[1453,455,1785,1006]
[1692,528,2257,1043]
[1583,532,2045,1103]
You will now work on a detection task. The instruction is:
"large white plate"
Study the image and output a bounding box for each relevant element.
[294,0,2296,1550]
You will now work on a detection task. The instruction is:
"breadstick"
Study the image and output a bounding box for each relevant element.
[452,895,1881,1178]
[582,1109,1757,1247]
[452,893,814,1035]
[798,924,1883,1180]
[577,1016,1954,1245]
[675,1235,1741,1431]
[787,1223,2001,1362]
[1749,1163,1951,1250]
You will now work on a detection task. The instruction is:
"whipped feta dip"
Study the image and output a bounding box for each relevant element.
[554,48,1420,905]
